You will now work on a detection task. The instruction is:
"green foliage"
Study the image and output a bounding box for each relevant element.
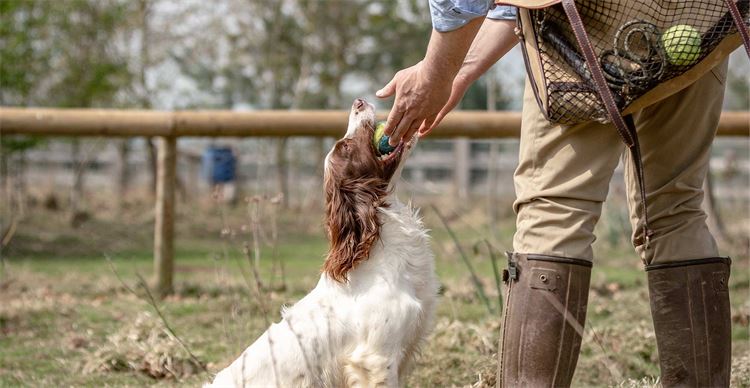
[355,1,432,77]
[462,74,513,110]
[0,0,518,112]
[168,0,433,110]
[1,0,133,160]
[0,0,52,105]
[726,68,750,110]
[0,0,133,108]
[0,136,43,154]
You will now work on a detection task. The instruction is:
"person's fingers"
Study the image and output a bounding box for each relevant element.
[419,80,462,137]
[376,72,400,98]
[383,107,404,137]
[417,119,429,136]
[422,111,445,136]
[419,116,437,137]
[389,115,417,146]
[402,119,423,144]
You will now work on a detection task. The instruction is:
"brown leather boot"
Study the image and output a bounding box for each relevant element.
[497,252,592,388]
[646,257,732,388]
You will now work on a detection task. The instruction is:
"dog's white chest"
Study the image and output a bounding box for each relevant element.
[209,202,437,388]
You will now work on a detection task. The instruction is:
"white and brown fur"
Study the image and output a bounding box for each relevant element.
[209,99,438,388]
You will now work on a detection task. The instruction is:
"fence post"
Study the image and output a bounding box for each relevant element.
[154,135,176,297]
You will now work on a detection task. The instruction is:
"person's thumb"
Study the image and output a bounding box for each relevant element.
[376,75,398,98]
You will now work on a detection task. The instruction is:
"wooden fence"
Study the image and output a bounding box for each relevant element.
[2,108,748,296]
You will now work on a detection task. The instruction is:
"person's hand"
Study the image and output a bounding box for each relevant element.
[376,61,453,146]
[415,19,520,138]
[417,74,472,137]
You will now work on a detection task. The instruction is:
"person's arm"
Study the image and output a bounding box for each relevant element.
[376,18,484,146]
[419,17,518,136]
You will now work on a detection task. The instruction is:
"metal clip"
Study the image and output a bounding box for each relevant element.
[505,251,518,281]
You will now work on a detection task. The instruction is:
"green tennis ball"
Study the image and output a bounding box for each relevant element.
[661,25,702,66]
[373,121,386,149]
[373,121,395,155]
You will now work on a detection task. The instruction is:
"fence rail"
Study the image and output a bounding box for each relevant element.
[3,108,747,138]
[2,107,748,296]
[0,108,520,138]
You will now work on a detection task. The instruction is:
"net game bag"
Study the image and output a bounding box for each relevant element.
[498,0,750,245]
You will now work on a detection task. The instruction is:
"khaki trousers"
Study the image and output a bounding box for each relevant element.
[513,60,728,264]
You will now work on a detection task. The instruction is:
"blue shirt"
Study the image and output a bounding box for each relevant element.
[428,0,517,32]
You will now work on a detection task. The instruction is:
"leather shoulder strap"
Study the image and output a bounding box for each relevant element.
[560,0,634,147]
[725,0,750,57]
[550,0,748,252]
[561,0,653,249]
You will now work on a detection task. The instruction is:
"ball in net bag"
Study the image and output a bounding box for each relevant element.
[661,24,703,66]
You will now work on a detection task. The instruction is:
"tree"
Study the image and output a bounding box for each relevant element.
[1,0,52,218]
[1,0,134,224]
[52,0,133,222]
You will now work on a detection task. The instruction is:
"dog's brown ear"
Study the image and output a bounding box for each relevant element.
[324,177,388,282]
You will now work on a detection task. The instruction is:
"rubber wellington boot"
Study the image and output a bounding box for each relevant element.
[497,252,592,387]
[646,257,732,387]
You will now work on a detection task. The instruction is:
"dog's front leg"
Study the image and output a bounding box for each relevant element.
[343,345,399,388]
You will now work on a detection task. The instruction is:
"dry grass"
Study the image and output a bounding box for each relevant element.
[732,353,750,388]
[81,312,204,379]
[1,196,748,387]
[408,317,499,387]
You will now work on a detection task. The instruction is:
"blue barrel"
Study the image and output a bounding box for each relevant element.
[202,146,236,183]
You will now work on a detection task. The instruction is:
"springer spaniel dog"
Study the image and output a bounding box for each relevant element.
[209,98,438,388]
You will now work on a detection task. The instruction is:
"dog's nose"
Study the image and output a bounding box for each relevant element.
[353,98,366,111]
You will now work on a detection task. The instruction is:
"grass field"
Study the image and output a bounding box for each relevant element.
[1,196,748,387]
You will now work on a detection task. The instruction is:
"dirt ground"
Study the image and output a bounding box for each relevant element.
[1,194,748,387]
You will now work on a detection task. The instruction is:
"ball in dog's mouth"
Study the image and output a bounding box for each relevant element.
[371,123,412,166]
[373,121,397,157]
[373,121,411,166]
